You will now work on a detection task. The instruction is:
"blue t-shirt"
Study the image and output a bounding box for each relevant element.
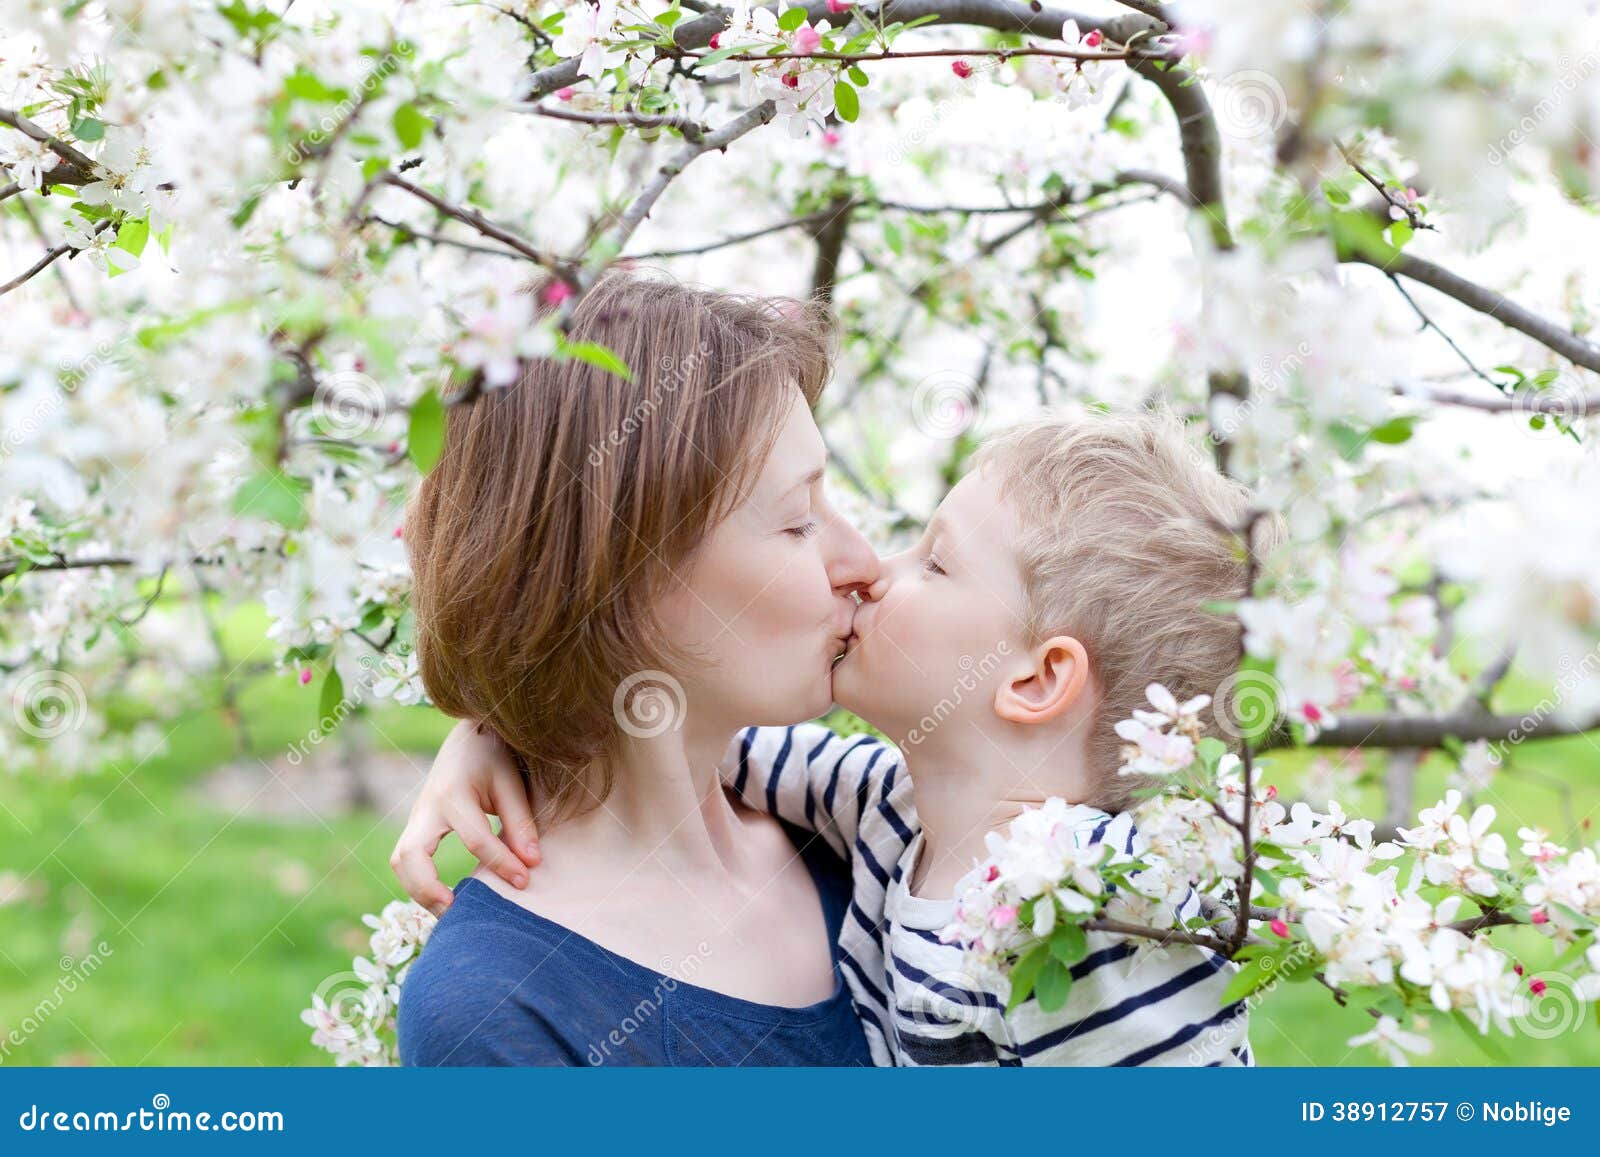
[397,820,873,1066]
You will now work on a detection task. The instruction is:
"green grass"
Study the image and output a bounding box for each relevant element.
[1,621,1598,1065]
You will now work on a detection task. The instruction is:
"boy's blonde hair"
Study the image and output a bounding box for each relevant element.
[971,408,1283,813]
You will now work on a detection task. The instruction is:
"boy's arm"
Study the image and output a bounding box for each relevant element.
[718,722,905,863]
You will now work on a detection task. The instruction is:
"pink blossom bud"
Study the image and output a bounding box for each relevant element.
[1302,702,1324,723]
[1084,29,1103,47]
[708,33,721,50]
[1513,962,1525,975]
[555,86,576,102]
[781,72,799,88]
[989,904,1018,929]
[821,129,841,147]
[299,668,313,685]
[793,25,822,54]
[1398,675,1417,690]
[1529,977,1547,995]
[1531,908,1549,924]
[984,864,999,882]
[827,0,853,11]
[1265,784,1277,799]
[1269,918,1289,938]
[542,280,575,306]
[951,60,973,79]
[393,525,403,538]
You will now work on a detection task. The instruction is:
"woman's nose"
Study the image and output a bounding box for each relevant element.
[827,510,881,596]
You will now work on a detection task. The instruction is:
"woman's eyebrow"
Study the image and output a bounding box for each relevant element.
[780,465,825,499]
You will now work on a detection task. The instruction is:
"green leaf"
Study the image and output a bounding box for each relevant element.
[1369,415,1416,445]
[392,102,428,150]
[115,217,149,258]
[1005,944,1049,1013]
[1328,209,1396,266]
[1325,421,1368,461]
[408,387,446,474]
[1319,179,1351,206]
[1035,958,1073,1012]
[1448,1008,1511,1063]
[1387,220,1413,249]
[777,5,808,30]
[319,666,346,727]
[847,65,869,86]
[70,116,104,142]
[1049,922,1089,966]
[1220,956,1278,1003]
[561,339,634,381]
[833,81,859,123]
[233,470,307,529]
[1196,735,1227,772]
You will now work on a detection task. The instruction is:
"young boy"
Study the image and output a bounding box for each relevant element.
[405,409,1270,1066]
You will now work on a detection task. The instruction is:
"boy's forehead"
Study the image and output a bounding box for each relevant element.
[936,469,1022,552]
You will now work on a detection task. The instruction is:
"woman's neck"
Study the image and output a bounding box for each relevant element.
[539,721,751,876]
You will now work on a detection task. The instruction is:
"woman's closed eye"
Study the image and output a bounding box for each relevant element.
[785,520,820,539]
[922,554,946,576]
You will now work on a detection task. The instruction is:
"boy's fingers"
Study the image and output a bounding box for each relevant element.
[390,823,455,914]
[490,777,542,866]
[452,805,529,889]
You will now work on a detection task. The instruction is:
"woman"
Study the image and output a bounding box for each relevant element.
[395,270,880,1066]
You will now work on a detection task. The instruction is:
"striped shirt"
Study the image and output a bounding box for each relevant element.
[727,722,1256,1067]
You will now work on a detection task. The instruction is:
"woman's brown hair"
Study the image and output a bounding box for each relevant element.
[405,268,835,821]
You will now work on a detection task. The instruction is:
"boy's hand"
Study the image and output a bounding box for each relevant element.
[389,718,541,915]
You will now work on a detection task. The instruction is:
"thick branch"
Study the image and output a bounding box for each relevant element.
[1269,701,1600,749]
[0,108,97,183]
[1347,247,1600,376]
[525,0,1112,100]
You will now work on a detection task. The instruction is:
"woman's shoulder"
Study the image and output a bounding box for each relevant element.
[396,879,606,1067]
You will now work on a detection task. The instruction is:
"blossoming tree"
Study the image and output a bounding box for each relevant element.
[5,0,1600,1064]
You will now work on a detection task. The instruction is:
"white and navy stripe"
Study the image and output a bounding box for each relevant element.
[729,722,1256,1068]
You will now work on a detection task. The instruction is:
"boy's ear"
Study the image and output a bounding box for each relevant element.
[993,635,1091,725]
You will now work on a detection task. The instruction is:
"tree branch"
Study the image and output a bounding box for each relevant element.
[1347,246,1600,376]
